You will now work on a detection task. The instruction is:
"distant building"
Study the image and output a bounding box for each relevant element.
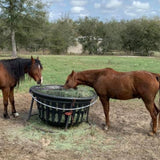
[67,42,83,54]
[67,37,102,54]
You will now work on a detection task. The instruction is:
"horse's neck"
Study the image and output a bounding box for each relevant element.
[77,70,98,87]
[22,59,32,73]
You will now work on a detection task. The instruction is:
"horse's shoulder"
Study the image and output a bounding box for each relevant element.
[104,68,117,73]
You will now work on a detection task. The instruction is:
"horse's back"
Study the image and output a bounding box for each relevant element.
[94,69,135,99]
[95,69,159,100]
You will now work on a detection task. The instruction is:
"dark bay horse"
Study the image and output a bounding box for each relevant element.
[64,68,160,135]
[0,56,43,118]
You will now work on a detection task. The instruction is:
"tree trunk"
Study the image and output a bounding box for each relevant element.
[11,29,17,57]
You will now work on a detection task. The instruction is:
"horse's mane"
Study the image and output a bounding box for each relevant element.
[1,58,42,86]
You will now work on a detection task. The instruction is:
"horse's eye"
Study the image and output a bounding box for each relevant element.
[66,80,69,84]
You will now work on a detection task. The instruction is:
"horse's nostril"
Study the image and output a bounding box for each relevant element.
[37,80,41,85]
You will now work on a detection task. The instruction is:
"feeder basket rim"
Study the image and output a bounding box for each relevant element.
[29,84,98,101]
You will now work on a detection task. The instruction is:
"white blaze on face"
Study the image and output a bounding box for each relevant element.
[38,64,43,84]
[41,76,43,84]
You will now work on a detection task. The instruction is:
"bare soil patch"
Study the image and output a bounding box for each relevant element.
[0,93,160,160]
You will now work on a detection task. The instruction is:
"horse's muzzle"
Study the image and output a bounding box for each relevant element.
[37,76,43,85]
[63,85,77,90]
[37,80,41,85]
[63,85,68,89]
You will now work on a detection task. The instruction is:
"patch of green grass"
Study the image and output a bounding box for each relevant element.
[0,55,160,94]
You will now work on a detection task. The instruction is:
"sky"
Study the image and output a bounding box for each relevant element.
[46,0,160,22]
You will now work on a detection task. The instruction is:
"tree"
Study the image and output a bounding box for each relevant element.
[140,18,160,55]
[99,20,125,54]
[49,18,76,54]
[121,19,143,53]
[16,6,48,53]
[77,17,100,54]
[121,18,160,55]
[0,17,10,49]
[0,0,46,57]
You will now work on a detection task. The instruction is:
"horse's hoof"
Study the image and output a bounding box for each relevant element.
[104,125,109,131]
[148,132,156,136]
[3,114,10,119]
[13,112,19,117]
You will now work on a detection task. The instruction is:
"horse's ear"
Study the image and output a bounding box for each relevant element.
[31,56,35,64]
[71,70,75,76]
[37,56,39,60]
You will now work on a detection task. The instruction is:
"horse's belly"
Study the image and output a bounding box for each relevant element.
[109,90,137,100]
[111,95,133,100]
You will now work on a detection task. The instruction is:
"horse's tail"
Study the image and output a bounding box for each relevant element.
[155,74,160,110]
[151,73,160,112]
[157,89,160,129]
[155,74,160,99]
[157,89,160,113]
[155,74,160,129]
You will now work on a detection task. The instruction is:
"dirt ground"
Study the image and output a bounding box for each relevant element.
[0,93,160,160]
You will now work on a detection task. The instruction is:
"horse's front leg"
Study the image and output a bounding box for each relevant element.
[99,96,110,131]
[9,87,19,117]
[2,88,10,118]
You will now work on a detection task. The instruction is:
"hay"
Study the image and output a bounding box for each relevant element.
[38,86,95,98]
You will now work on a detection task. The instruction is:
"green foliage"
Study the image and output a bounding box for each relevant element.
[0,17,10,49]
[0,0,47,55]
[15,1,48,52]
[121,19,142,52]
[49,18,76,54]
[77,17,100,54]
[76,17,160,55]
[99,20,125,53]
[0,3,160,56]
[121,18,160,55]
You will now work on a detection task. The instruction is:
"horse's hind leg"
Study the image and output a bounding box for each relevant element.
[144,101,158,135]
[9,88,19,117]
[99,96,110,130]
[150,103,159,128]
[154,103,160,131]
[2,88,10,118]
[158,113,160,131]
[154,103,160,130]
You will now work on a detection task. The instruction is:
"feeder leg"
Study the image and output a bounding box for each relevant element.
[65,116,70,131]
[86,107,90,123]
[27,98,34,121]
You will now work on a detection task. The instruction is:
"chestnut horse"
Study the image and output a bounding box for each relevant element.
[64,68,160,135]
[0,56,43,118]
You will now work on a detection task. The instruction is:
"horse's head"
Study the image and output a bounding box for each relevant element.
[28,56,43,84]
[64,70,77,89]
